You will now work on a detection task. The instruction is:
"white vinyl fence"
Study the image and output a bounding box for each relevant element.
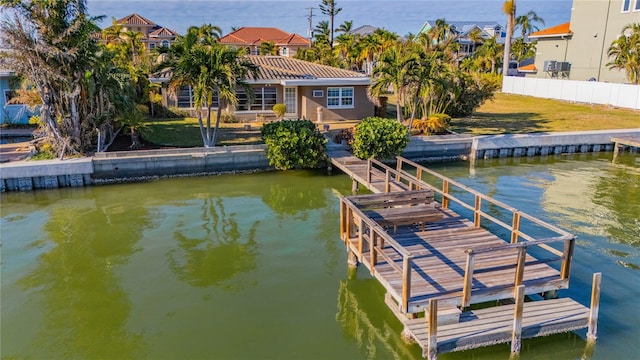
[502,77,640,110]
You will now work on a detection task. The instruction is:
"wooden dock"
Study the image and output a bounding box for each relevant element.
[331,154,601,359]
[612,136,640,160]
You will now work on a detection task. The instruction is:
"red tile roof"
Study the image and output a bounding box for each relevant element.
[116,13,156,26]
[220,27,310,46]
[529,22,572,38]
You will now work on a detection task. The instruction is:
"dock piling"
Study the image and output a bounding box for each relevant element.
[587,272,602,342]
[511,285,525,354]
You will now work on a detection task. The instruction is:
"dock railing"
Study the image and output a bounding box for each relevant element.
[340,195,414,313]
[346,157,577,311]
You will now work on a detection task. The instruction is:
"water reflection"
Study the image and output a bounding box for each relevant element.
[335,269,422,360]
[262,178,327,219]
[593,157,640,249]
[15,195,151,358]
[167,196,260,289]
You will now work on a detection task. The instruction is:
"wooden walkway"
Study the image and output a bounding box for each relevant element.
[331,153,601,359]
[612,136,640,160]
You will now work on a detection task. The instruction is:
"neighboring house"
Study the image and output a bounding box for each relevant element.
[526,0,639,83]
[0,36,31,125]
[219,27,310,57]
[418,20,506,58]
[348,25,380,37]
[109,13,179,51]
[0,69,32,125]
[150,56,373,122]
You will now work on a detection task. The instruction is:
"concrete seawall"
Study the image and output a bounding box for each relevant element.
[470,129,640,161]
[403,134,473,161]
[2,130,638,192]
[92,145,270,179]
[1,145,271,192]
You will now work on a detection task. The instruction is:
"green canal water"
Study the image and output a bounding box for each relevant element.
[1,152,639,359]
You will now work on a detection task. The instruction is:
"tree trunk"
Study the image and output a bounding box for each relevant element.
[211,103,224,148]
[502,1,516,76]
[130,127,141,150]
[407,97,419,138]
[197,108,207,146]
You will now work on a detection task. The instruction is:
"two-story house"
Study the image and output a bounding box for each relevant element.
[418,20,506,59]
[525,0,639,83]
[219,27,310,57]
[111,13,179,51]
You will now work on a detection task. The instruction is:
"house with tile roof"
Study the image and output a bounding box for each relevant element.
[418,20,506,59]
[525,0,639,83]
[219,27,310,57]
[150,56,373,121]
[109,13,179,52]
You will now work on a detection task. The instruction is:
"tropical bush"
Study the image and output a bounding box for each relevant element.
[413,113,451,134]
[351,117,408,160]
[272,103,287,119]
[220,112,238,123]
[261,119,327,170]
[445,72,501,117]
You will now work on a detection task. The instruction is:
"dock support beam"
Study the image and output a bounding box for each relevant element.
[351,178,359,194]
[587,272,602,342]
[511,285,525,354]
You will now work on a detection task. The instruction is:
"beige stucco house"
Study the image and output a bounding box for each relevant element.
[111,13,179,52]
[151,56,374,122]
[525,0,640,83]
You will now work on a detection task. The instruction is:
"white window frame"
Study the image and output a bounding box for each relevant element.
[312,90,323,98]
[281,47,288,56]
[622,0,632,12]
[326,87,354,109]
[161,40,170,48]
[634,0,640,11]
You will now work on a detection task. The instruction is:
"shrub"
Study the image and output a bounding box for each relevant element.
[220,112,239,123]
[333,127,354,144]
[352,117,409,160]
[413,113,451,134]
[261,119,327,170]
[272,103,287,119]
[445,72,500,117]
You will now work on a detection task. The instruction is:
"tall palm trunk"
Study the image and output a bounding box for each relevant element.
[502,0,516,76]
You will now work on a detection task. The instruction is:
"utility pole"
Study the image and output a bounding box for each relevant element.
[306,7,315,47]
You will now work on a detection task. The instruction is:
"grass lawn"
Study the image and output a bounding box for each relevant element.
[140,93,639,147]
[452,93,640,135]
[140,118,263,146]
[141,117,360,147]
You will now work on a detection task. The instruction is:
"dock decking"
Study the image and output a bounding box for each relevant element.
[332,154,601,359]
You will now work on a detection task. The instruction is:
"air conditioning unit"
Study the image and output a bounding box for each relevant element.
[544,60,558,72]
[558,62,571,72]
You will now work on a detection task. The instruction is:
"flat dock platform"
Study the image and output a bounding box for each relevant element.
[335,156,601,358]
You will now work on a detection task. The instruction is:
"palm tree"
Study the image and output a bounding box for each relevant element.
[607,23,640,84]
[502,0,517,76]
[314,20,331,46]
[119,29,145,66]
[474,37,503,73]
[170,43,258,147]
[319,0,342,49]
[516,10,544,39]
[336,20,353,34]
[368,43,418,123]
[334,33,358,69]
[259,41,278,55]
